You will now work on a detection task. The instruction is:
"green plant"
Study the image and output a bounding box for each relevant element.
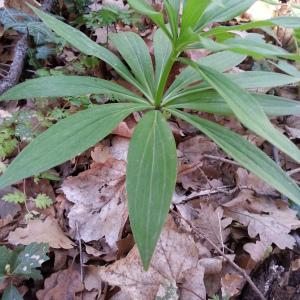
[0,128,17,159]
[84,5,139,29]
[0,243,49,300]
[3,191,53,215]
[1,0,300,270]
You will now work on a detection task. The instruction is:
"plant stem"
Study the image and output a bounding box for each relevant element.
[154,49,179,108]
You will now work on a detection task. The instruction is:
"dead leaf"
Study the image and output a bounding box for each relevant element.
[4,0,40,14]
[221,273,245,298]
[84,266,102,292]
[224,191,300,249]
[245,1,276,20]
[98,218,206,300]
[8,217,74,249]
[36,267,84,300]
[63,159,127,248]
[192,205,231,251]
[156,279,179,299]
[243,241,272,263]
[236,168,276,195]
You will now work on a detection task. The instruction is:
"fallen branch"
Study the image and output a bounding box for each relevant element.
[172,210,267,300]
[0,0,55,96]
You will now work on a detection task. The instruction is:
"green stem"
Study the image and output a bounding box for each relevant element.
[154,49,179,108]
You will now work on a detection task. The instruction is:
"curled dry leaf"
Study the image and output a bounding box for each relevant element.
[36,267,84,300]
[98,218,206,300]
[8,217,74,249]
[224,191,300,249]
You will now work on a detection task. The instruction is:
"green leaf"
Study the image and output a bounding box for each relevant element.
[110,32,155,99]
[127,0,171,40]
[0,247,19,277]
[198,36,300,61]
[186,61,300,163]
[170,109,300,205]
[164,0,180,39]
[2,284,23,300]
[196,0,257,30]
[13,243,49,280]
[153,29,172,89]
[204,16,300,37]
[181,0,211,32]
[166,90,300,116]
[0,103,149,189]
[127,110,177,270]
[28,5,144,93]
[227,71,300,89]
[170,69,300,99]
[2,192,26,204]
[164,51,246,102]
[0,76,148,104]
[34,194,53,209]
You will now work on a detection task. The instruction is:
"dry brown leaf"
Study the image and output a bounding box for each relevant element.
[8,217,74,249]
[177,136,224,190]
[224,191,300,249]
[98,218,206,300]
[221,273,245,298]
[236,168,276,195]
[193,205,231,251]
[245,1,276,20]
[63,159,127,248]
[36,267,84,300]
[84,266,102,292]
[243,241,271,263]
[4,0,40,14]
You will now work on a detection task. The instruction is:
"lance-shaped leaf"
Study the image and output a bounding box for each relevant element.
[28,6,144,93]
[0,76,148,104]
[198,37,300,61]
[126,110,177,270]
[110,32,155,100]
[167,69,300,103]
[164,51,246,101]
[181,0,210,32]
[184,60,300,163]
[196,0,257,30]
[166,90,300,116]
[127,0,171,40]
[227,71,300,89]
[153,29,172,88]
[204,16,300,38]
[164,0,180,38]
[0,103,149,189]
[170,109,300,205]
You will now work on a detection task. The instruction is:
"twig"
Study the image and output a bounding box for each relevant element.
[173,185,235,204]
[0,35,28,95]
[75,221,84,283]
[287,167,300,176]
[0,0,55,96]
[202,154,240,166]
[172,211,267,300]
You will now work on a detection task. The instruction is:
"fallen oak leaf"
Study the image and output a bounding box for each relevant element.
[8,217,74,249]
[98,218,206,300]
[192,204,231,252]
[36,266,84,300]
[63,159,127,248]
[223,191,300,249]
